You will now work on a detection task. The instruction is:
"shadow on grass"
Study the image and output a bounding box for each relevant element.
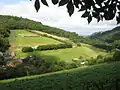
[24,51,60,62]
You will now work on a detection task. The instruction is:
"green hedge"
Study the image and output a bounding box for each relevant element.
[37,44,72,51]
[22,47,34,52]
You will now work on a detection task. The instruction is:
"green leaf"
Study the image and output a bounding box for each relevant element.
[92,12,99,18]
[34,0,40,12]
[59,0,69,6]
[66,0,74,16]
[41,0,49,7]
[87,14,92,24]
[117,5,120,10]
[116,16,120,24]
[79,5,87,11]
[97,16,100,22]
[95,0,104,6]
[104,10,115,20]
[73,0,80,8]
[52,0,59,5]
[81,11,90,18]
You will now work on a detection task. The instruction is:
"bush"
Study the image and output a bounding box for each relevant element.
[76,43,81,47]
[22,47,34,52]
[87,58,97,65]
[113,49,120,61]
[96,59,105,64]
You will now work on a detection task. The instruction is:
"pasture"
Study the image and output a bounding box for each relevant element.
[15,46,105,62]
[10,30,106,62]
[9,30,61,49]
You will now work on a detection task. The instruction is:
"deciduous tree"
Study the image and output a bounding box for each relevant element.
[33,0,120,24]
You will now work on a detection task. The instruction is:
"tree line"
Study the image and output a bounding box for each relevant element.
[22,43,72,52]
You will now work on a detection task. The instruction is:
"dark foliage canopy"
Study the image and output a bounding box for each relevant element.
[33,0,120,24]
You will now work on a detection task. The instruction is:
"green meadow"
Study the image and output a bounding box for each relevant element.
[9,30,61,48]
[11,30,106,62]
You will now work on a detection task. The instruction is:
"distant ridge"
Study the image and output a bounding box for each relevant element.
[90,25,120,43]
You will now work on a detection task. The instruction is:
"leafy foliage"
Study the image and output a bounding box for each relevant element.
[0,27,10,52]
[33,0,120,24]
[0,62,120,90]
[37,44,72,51]
[113,49,120,61]
[0,55,77,80]
[22,47,34,52]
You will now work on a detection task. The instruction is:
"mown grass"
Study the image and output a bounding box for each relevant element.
[15,46,106,62]
[10,30,61,48]
[10,30,106,62]
[0,62,120,90]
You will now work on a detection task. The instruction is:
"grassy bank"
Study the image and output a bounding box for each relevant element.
[0,62,120,90]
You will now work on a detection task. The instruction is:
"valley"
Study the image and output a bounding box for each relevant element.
[0,15,120,90]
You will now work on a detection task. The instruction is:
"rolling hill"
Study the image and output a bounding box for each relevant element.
[0,15,87,44]
[1,15,119,90]
[0,62,120,90]
[89,26,120,43]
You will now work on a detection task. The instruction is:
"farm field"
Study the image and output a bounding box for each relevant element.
[29,30,75,45]
[15,46,106,62]
[30,30,69,40]
[9,30,62,50]
[11,30,106,62]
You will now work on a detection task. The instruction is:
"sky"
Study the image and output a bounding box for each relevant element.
[0,0,119,36]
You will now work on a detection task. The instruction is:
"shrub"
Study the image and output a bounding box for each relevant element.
[113,49,120,61]
[77,43,81,46]
[87,58,97,65]
[96,59,105,64]
[65,63,77,69]
[22,47,34,52]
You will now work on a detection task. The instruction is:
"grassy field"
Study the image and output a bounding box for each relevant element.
[0,62,120,90]
[30,30,69,40]
[15,46,106,62]
[10,30,106,62]
[9,30,61,50]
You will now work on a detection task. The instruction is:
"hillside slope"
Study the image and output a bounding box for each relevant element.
[10,30,105,62]
[0,15,87,44]
[0,62,120,90]
[90,26,120,43]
